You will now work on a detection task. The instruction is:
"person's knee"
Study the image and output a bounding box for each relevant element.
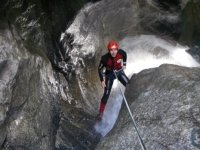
[126,78,130,85]
[101,97,108,104]
[122,75,129,85]
[102,90,111,103]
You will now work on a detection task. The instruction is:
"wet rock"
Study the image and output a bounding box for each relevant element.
[54,72,101,150]
[0,22,99,149]
[0,1,101,149]
[55,101,101,150]
[150,46,169,58]
[179,0,200,46]
[1,0,94,64]
[0,21,60,150]
[186,46,200,63]
[96,64,200,150]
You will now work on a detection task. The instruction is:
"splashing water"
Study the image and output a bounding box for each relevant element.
[94,35,200,136]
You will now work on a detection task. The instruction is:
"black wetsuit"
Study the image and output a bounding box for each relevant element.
[98,49,129,113]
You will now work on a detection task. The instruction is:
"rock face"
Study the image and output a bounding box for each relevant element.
[0,1,100,150]
[179,0,200,46]
[55,103,100,150]
[0,22,60,149]
[0,0,94,63]
[96,64,200,150]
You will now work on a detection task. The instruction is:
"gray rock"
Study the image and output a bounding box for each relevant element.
[55,106,100,150]
[96,64,200,150]
[0,59,19,125]
[0,2,100,149]
[54,73,101,150]
[0,0,102,149]
[0,21,61,149]
[179,0,200,46]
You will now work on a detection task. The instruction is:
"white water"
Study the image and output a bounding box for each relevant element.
[94,35,200,136]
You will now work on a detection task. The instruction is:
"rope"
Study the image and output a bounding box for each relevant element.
[113,70,147,150]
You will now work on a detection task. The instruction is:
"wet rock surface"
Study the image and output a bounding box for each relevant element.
[0,21,61,149]
[0,1,100,149]
[179,0,200,46]
[55,101,101,150]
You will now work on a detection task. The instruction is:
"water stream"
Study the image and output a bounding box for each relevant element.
[95,35,200,136]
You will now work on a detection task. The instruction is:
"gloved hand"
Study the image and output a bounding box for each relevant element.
[123,66,126,70]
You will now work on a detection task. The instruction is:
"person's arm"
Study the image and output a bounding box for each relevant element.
[98,57,106,81]
[98,57,106,88]
[119,49,127,68]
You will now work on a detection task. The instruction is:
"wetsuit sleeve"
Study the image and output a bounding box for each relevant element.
[98,57,105,81]
[119,49,127,66]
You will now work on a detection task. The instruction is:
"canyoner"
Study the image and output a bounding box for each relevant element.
[97,41,129,120]
[96,40,147,149]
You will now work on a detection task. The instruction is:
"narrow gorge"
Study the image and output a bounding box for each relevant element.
[0,0,200,149]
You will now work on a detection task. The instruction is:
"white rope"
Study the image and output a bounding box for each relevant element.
[114,70,147,150]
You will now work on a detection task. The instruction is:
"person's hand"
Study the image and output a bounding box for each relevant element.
[101,80,106,88]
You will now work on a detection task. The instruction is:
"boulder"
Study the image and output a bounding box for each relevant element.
[96,64,200,150]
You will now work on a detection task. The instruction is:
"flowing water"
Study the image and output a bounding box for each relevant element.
[95,35,200,136]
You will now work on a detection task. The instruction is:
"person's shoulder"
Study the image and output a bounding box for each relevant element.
[100,53,110,63]
[101,53,110,59]
[118,49,126,54]
[118,49,126,53]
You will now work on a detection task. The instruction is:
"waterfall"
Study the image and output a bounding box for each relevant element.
[95,35,200,136]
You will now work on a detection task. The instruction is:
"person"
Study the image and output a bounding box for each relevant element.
[97,40,129,120]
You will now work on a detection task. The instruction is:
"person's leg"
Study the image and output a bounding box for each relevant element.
[117,70,129,86]
[98,76,114,119]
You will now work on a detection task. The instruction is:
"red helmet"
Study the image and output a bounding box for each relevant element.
[107,41,119,51]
